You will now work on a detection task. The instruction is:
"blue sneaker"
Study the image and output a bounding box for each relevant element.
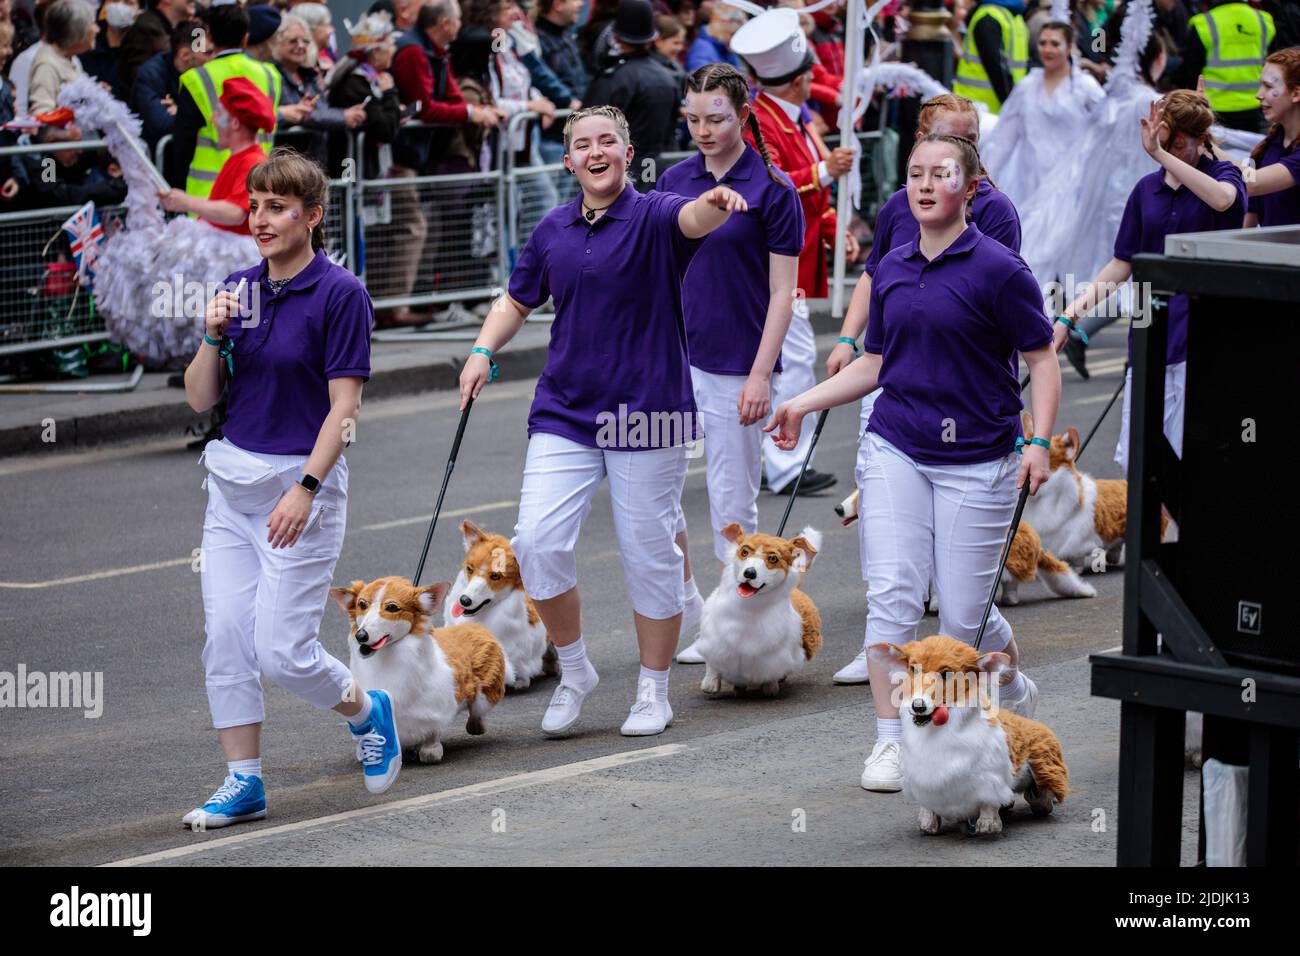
[349,689,401,794]
[181,771,267,830]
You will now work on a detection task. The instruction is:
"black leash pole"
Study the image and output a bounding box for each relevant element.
[973,478,1033,652]
[775,408,830,537]
[1076,373,1126,463]
[413,398,474,586]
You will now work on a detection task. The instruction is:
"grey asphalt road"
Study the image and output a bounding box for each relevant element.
[0,326,1201,866]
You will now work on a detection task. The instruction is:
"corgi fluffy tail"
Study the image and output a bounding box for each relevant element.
[1036,549,1096,599]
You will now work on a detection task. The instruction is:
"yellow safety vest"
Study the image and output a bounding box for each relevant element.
[954,5,1028,115]
[179,51,282,199]
[1191,3,1275,114]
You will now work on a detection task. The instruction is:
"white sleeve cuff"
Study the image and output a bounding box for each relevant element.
[818,161,832,188]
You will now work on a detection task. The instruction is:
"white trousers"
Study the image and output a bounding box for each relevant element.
[687,366,771,564]
[855,391,880,580]
[200,446,353,729]
[1115,362,1186,475]
[763,307,818,489]
[858,432,1018,654]
[512,432,688,619]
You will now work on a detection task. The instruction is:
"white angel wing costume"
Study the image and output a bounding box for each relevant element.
[58,77,260,367]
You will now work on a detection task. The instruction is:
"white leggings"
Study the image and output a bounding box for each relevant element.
[512,432,688,620]
[763,306,818,489]
[200,447,353,729]
[686,366,772,564]
[1115,362,1186,475]
[857,432,1017,653]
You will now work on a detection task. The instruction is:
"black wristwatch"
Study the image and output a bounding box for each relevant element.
[298,473,321,495]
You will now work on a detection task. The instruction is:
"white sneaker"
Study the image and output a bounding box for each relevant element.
[620,678,673,736]
[1001,674,1039,719]
[860,739,902,792]
[675,640,705,664]
[832,648,871,684]
[541,671,597,737]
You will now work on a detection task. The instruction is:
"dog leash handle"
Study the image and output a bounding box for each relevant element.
[776,408,830,538]
[973,477,1032,652]
[413,397,474,587]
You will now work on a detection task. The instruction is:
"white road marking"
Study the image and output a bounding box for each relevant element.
[360,498,518,532]
[100,743,687,867]
[0,557,194,589]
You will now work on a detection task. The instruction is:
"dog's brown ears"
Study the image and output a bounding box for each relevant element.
[1020,410,1034,440]
[790,535,818,567]
[460,520,486,552]
[1064,426,1081,462]
[721,522,745,544]
[419,581,451,614]
[329,579,367,615]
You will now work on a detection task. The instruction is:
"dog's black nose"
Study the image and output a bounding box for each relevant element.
[356,628,370,645]
[743,567,757,580]
[459,595,472,607]
[911,698,928,714]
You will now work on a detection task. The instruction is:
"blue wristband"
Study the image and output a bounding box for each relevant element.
[203,333,222,347]
[836,336,861,356]
[1055,315,1089,347]
[204,333,234,376]
[470,346,500,383]
[1015,436,1050,453]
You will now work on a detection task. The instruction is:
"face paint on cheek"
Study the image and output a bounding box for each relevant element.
[289,210,301,220]
[941,157,963,193]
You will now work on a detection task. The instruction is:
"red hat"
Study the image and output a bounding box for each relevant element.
[219,77,276,133]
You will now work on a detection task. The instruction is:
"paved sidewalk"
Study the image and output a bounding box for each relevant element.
[0,304,841,457]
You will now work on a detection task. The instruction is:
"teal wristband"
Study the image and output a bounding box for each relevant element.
[470,346,500,382]
[204,333,234,376]
[1055,315,1089,347]
[836,336,861,356]
[1015,436,1050,453]
[203,333,222,348]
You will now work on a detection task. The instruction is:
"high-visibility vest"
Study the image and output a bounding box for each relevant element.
[953,5,1028,115]
[1191,3,1275,114]
[179,51,282,199]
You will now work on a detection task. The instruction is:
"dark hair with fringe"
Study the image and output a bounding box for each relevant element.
[246,147,331,251]
[685,63,787,187]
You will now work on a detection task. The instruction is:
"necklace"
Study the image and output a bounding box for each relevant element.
[582,198,615,222]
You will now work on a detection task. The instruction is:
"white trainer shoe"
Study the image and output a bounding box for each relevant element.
[541,670,597,738]
[860,739,903,792]
[675,640,705,664]
[832,648,871,684]
[1001,674,1039,719]
[675,591,706,664]
[620,678,673,736]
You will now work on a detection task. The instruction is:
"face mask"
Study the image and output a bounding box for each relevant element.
[105,3,138,30]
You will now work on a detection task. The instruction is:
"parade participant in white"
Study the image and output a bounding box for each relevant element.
[459,106,747,738]
[767,134,1060,793]
[181,149,402,829]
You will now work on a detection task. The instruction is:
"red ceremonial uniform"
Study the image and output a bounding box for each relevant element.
[746,91,837,297]
[208,144,268,235]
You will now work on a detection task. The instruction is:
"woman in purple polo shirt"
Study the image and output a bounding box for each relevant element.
[182,149,401,829]
[766,134,1061,794]
[654,63,805,665]
[824,92,1022,686]
[459,105,747,739]
[1245,49,1300,229]
[1055,90,1246,474]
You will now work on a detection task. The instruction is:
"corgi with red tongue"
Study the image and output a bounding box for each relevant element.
[697,524,823,698]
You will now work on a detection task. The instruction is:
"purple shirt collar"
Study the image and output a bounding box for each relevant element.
[564,182,639,226]
[683,145,757,182]
[253,248,332,293]
[900,222,983,264]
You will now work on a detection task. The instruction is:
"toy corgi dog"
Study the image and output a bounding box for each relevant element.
[838,489,1092,607]
[444,520,557,690]
[1021,412,1163,572]
[331,576,506,765]
[698,523,822,697]
[868,635,1068,835]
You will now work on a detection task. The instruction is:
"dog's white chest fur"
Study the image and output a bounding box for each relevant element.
[901,710,1021,822]
[444,570,547,688]
[698,582,806,687]
[1025,470,1106,566]
[350,634,461,749]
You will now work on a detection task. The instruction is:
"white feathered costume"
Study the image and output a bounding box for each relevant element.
[58,77,260,367]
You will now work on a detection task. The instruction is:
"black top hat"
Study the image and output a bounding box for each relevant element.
[613,0,659,45]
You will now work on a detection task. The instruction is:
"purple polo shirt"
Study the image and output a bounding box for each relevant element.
[863,179,1022,277]
[1246,129,1300,227]
[865,224,1053,465]
[221,249,374,456]
[1114,155,1246,365]
[508,184,703,450]
[656,146,805,376]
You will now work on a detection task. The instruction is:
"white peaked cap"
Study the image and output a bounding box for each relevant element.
[730,8,814,86]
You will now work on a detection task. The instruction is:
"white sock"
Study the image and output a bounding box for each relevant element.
[1001,670,1026,702]
[683,576,701,605]
[556,637,598,692]
[345,690,373,728]
[639,665,670,704]
[228,758,262,780]
[876,718,902,743]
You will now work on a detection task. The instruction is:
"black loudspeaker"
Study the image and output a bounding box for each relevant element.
[1176,288,1300,674]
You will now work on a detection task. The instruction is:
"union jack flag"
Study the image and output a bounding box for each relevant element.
[61,201,104,285]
